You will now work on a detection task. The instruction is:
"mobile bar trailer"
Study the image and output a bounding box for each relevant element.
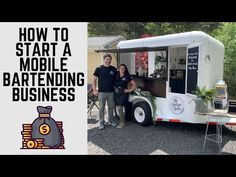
[95,31,236,127]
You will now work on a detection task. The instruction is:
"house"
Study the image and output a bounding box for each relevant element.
[88,36,125,84]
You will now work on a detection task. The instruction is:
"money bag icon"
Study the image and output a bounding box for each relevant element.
[31,106,62,148]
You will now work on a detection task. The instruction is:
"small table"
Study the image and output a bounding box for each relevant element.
[202,110,236,152]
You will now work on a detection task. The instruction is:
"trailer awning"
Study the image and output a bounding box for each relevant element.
[95,46,167,53]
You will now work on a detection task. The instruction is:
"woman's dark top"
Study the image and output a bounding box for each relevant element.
[114,73,133,106]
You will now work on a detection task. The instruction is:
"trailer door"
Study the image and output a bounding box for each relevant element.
[186,44,201,94]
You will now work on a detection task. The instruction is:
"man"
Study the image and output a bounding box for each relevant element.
[92,54,118,130]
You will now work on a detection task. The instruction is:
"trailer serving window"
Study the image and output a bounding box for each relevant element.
[169,47,187,94]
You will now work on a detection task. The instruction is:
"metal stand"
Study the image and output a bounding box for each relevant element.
[203,116,223,153]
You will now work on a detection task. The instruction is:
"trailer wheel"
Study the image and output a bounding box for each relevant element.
[132,101,152,126]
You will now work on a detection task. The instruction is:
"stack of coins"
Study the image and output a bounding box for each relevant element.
[35,139,44,148]
[56,121,63,131]
[22,122,65,149]
[21,124,32,149]
[56,121,65,149]
[22,125,45,149]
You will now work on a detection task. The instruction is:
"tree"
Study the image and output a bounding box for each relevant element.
[88,22,128,37]
[88,22,221,39]
[144,22,221,36]
[88,22,147,39]
[212,22,236,98]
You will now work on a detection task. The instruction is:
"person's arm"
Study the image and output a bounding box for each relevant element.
[92,67,100,96]
[92,75,99,96]
[125,80,136,93]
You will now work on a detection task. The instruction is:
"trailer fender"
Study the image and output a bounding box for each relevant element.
[129,95,154,118]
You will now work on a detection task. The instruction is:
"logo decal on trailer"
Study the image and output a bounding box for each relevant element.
[169,96,184,115]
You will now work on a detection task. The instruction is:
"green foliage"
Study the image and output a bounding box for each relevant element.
[212,22,236,99]
[144,22,221,36]
[88,22,147,39]
[88,22,221,39]
[154,55,160,68]
[193,86,216,103]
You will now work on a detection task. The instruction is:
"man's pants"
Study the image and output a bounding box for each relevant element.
[98,92,115,125]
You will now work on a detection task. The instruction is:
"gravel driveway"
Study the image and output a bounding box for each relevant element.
[88,110,236,155]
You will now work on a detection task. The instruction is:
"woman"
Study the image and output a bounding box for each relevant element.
[114,64,136,128]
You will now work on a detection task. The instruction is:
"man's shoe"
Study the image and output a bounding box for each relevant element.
[99,124,104,130]
[108,121,118,127]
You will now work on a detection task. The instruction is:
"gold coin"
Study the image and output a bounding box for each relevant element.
[42,146,49,149]
[23,124,31,127]
[35,141,44,143]
[21,132,31,135]
[35,138,44,141]
[22,129,32,132]
[39,124,50,135]
[27,140,36,149]
[23,126,32,129]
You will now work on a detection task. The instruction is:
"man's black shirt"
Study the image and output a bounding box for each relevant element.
[93,65,117,92]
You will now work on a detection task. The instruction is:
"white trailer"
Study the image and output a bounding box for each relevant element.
[96,31,236,126]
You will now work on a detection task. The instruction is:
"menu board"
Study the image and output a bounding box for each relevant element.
[187,46,199,94]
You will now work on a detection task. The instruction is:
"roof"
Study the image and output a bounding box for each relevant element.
[118,31,224,49]
[88,36,125,49]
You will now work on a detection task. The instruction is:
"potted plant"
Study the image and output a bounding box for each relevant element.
[193,86,216,114]
[154,55,160,69]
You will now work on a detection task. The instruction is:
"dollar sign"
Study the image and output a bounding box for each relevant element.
[39,124,50,135]
[42,126,47,133]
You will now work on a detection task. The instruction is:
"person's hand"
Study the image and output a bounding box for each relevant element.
[124,89,130,93]
[93,89,99,96]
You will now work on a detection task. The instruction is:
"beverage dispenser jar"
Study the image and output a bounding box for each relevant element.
[214,79,228,110]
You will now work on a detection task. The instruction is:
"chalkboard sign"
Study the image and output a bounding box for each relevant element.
[187,46,199,94]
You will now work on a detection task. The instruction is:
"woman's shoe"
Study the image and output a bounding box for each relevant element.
[116,123,125,128]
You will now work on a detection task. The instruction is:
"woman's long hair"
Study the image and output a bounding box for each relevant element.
[118,64,131,77]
